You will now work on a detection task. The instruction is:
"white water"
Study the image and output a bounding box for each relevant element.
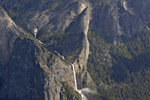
[122,0,134,15]
[54,50,93,100]
[122,0,128,11]
[72,64,97,100]
[32,2,93,99]
[38,40,45,45]
[52,52,89,99]
[71,2,96,100]
[54,51,65,60]
[72,64,78,90]
[80,88,96,94]
[71,64,88,100]
[33,27,45,45]
[34,27,38,38]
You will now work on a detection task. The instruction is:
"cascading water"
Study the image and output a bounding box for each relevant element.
[71,64,96,100]
[34,27,38,38]
[71,64,78,91]
[54,51,94,100]
[33,27,45,45]
[122,0,134,15]
[32,1,94,99]
[70,2,96,100]
[71,64,88,100]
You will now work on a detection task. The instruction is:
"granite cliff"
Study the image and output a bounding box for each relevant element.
[0,0,150,100]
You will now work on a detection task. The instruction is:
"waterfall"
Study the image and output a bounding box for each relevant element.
[71,64,78,90]
[32,1,94,99]
[122,0,134,15]
[54,51,65,60]
[70,2,95,100]
[71,64,96,100]
[71,64,88,100]
[33,27,45,45]
[34,27,38,38]
[53,51,90,100]
[53,51,93,100]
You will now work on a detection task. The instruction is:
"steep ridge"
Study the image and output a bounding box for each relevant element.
[122,0,134,15]
[21,0,96,92]
[72,1,96,99]
[72,1,95,90]
[0,5,81,100]
[0,6,22,65]
[52,49,94,100]
[77,1,91,72]
[0,37,80,100]
[32,16,85,100]
[1,0,150,100]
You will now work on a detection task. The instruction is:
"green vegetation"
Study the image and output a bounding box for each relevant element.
[38,29,83,62]
[0,0,75,33]
[61,82,81,100]
[87,29,150,100]
[1,0,150,99]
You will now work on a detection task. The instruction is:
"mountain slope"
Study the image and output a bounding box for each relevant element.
[0,0,150,100]
[0,6,81,100]
[0,6,22,65]
[0,35,81,100]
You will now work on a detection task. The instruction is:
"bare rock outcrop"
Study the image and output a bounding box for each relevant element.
[0,6,23,65]
[0,38,80,100]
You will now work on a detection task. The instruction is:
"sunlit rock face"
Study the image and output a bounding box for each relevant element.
[90,0,150,43]
[0,38,79,100]
[0,5,80,100]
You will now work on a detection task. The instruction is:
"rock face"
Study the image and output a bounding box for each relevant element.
[91,0,149,43]
[0,4,81,100]
[0,0,150,100]
[0,37,80,100]
[0,6,22,65]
